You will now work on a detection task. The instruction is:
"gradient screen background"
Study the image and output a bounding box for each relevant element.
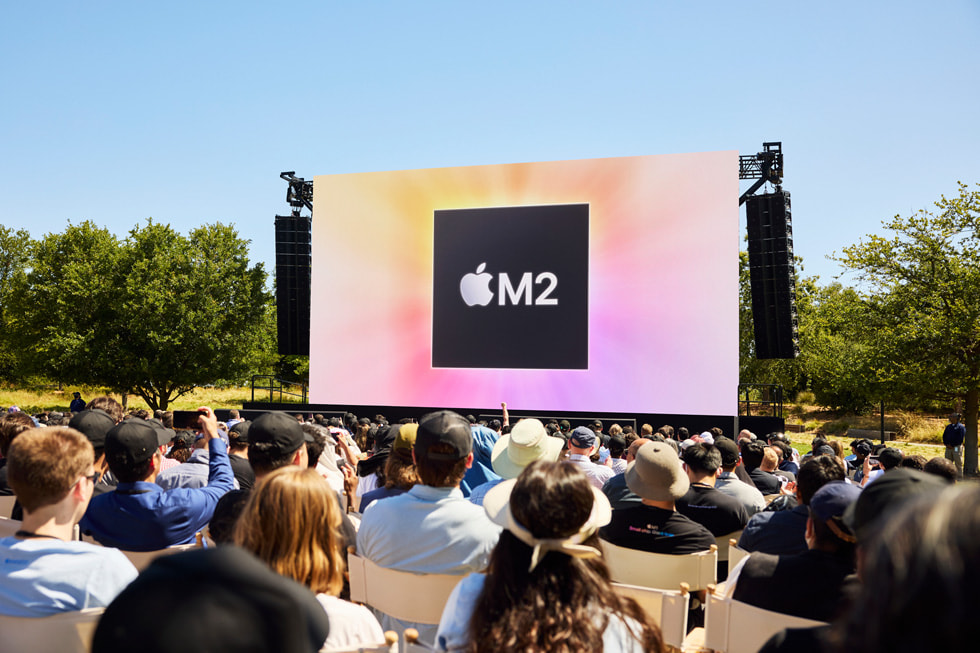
[311,151,738,415]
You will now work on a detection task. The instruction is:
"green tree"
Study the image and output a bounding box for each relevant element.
[0,226,34,380]
[11,220,277,409]
[836,182,980,475]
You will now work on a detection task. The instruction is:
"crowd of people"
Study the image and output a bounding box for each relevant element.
[0,398,976,652]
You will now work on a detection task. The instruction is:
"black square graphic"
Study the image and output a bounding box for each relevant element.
[432,204,589,369]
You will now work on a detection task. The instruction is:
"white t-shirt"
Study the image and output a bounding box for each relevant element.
[316,594,386,651]
[0,537,138,617]
[436,573,646,652]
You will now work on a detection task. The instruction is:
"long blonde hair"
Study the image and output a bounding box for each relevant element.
[234,466,345,596]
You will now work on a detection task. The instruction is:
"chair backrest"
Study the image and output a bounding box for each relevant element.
[714,530,743,563]
[612,582,690,649]
[0,495,17,519]
[121,541,200,571]
[0,517,22,538]
[0,607,104,653]
[600,540,718,590]
[703,586,827,653]
[321,630,398,653]
[403,628,436,653]
[347,549,463,625]
[727,539,750,577]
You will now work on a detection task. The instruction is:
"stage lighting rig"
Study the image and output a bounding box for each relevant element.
[280,171,313,217]
[739,142,783,205]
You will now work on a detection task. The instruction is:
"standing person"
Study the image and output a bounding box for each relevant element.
[436,461,663,652]
[942,412,965,478]
[69,392,86,413]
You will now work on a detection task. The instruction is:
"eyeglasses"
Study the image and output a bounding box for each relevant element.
[72,471,99,490]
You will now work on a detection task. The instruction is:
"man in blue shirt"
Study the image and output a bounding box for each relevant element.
[80,408,234,551]
[942,412,965,479]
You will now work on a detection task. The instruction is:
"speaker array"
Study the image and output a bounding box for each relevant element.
[745,191,799,359]
[274,215,311,356]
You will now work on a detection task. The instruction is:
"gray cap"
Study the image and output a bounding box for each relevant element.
[626,442,689,502]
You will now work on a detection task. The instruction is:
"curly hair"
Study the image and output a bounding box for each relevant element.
[466,461,663,652]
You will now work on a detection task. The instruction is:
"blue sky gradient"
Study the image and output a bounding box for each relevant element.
[2,1,978,284]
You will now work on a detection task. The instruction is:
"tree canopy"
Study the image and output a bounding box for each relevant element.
[835,182,980,474]
[9,220,277,409]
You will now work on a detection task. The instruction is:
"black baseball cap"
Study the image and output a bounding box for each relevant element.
[105,419,168,467]
[843,468,945,543]
[415,410,472,461]
[69,409,116,449]
[229,420,251,444]
[249,412,312,457]
[92,546,330,653]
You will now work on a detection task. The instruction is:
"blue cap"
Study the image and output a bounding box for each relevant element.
[569,426,597,448]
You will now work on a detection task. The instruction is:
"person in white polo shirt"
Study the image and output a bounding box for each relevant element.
[566,426,614,490]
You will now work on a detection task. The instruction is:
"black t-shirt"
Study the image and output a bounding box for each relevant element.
[749,468,782,495]
[733,549,856,622]
[600,504,716,555]
[229,454,255,491]
[676,484,750,536]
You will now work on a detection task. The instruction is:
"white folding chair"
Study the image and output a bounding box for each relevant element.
[346,548,462,626]
[321,630,398,653]
[0,607,104,653]
[727,539,750,578]
[703,585,827,653]
[403,628,436,652]
[714,530,743,565]
[0,495,17,519]
[0,517,22,538]
[612,582,690,649]
[600,540,718,590]
[120,531,205,571]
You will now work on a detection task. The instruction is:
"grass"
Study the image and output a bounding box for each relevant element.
[0,385,264,414]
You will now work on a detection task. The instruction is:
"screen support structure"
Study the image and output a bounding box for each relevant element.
[739,142,783,205]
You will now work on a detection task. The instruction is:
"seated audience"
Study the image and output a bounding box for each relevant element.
[675,443,750,537]
[235,466,385,650]
[738,455,845,555]
[92,547,330,653]
[0,427,137,616]
[469,418,563,506]
[742,440,781,495]
[923,456,958,483]
[600,441,715,554]
[601,437,651,510]
[80,408,234,551]
[714,437,766,515]
[566,426,614,490]
[729,481,860,621]
[356,410,501,644]
[227,420,255,490]
[0,411,36,496]
[360,423,420,511]
[834,482,976,653]
[436,461,663,652]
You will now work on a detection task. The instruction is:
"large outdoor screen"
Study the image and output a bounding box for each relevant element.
[310,151,738,415]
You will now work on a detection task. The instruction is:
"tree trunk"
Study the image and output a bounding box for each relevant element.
[965,386,978,477]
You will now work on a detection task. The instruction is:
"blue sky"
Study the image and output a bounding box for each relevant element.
[2,1,978,285]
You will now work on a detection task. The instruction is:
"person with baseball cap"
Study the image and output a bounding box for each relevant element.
[566,426,615,490]
[728,481,861,622]
[599,441,714,555]
[69,409,119,496]
[80,408,234,551]
[356,410,501,644]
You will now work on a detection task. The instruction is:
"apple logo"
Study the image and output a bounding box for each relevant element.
[459,262,494,306]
